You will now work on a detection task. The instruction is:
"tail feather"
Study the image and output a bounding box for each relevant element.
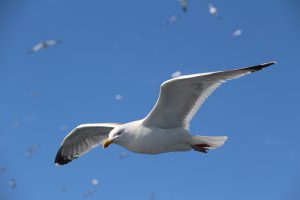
[191,136,228,152]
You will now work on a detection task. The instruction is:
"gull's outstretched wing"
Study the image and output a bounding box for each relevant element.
[55,123,120,165]
[29,42,45,53]
[143,62,275,129]
[45,39,62,46]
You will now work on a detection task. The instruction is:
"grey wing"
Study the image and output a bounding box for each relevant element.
[45,39,61,46]
[143,62,275,129]
[55,123,120,165]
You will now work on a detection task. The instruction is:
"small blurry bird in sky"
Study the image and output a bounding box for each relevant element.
[29,39,61,54]
[179,0,187,13]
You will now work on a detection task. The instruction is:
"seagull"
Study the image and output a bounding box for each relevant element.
[0,166,7,173]
[208,3,223,20]
[166,15,180,26]
[55,61,275,165]
[25,144,38,158]
[9,179,17,189]
[208,3,217,15]
[119,151,129,159]
[179,0,187,13]
[29,40,61,54]
[232,29,242,38]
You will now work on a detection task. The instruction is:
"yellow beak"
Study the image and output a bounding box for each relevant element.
[103,139,113,149]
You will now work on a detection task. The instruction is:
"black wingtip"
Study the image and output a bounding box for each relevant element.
[258,61,277,69]
[54,148,76,166]
[243,61,277,72]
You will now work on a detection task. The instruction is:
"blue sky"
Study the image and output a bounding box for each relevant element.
[1,0,300,200]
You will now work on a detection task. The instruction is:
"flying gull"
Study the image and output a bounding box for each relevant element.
[179,0,187,13]
[29,40,61,54]
[55,61,275,165]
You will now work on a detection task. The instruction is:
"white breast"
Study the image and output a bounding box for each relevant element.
[118,121,192,154]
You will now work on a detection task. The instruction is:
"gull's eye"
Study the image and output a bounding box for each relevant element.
[116,131,122,136]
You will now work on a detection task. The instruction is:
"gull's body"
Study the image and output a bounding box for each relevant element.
[55,61,275,165]
[115,120,192,154]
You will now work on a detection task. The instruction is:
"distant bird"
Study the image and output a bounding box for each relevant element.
[115,94,123,101]
[60,187,68,192]
[179,0,187,13]
[59,125,68,132]
[166,15,180,26]
[208,4,222,20]
[232,29,242,37]
[208,3,217,15]
[83,189,95,198]
[12,120,20,128]
[30,91,40,98]
[119,151,129,159]
[91,179,99,186]
[55,61,276,165]
[29,40,61,53]
[25,144,38,158]
[0,166,7,173]
[9,179,16,189]
[150,193,155,200]
[171,70,182,78]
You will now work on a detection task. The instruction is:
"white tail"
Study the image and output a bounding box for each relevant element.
[191,136,228,153]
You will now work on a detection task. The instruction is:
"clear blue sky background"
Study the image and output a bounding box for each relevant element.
[1,0,300,200]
